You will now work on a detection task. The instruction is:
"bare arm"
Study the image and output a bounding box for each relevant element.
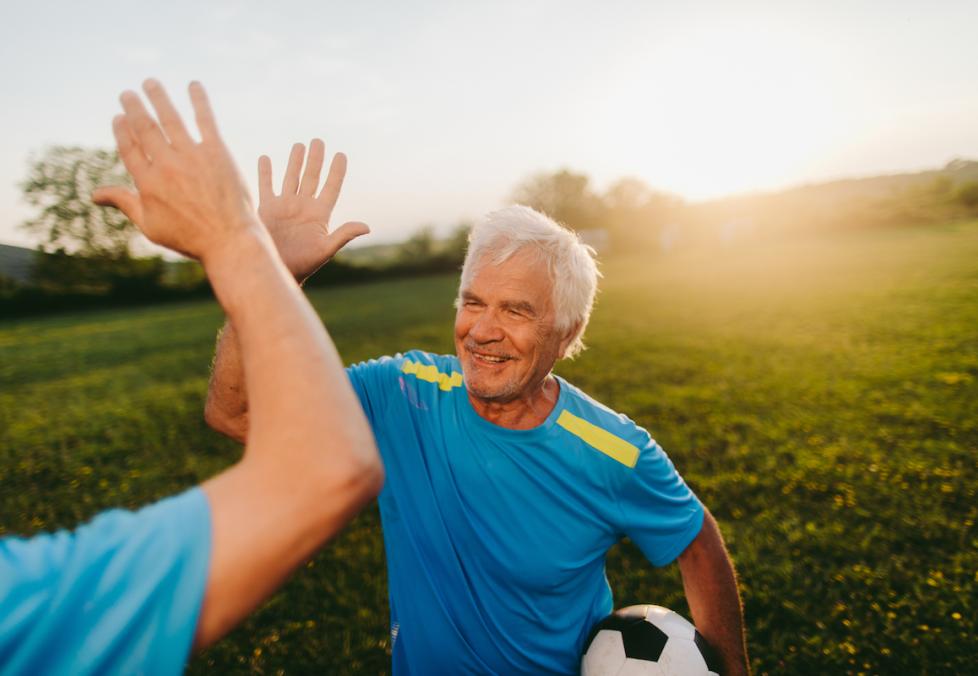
[94,79,381,649]
[204,140,368,443]
[677,509,750,676]
[206,320,248,443]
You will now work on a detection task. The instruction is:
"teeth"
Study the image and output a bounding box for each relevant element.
[475,353,506,363]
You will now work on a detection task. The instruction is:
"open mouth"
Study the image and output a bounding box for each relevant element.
[469,349,512,366]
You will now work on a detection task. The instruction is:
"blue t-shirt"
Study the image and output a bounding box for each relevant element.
[348,350,704,675]
[0,487,212,675]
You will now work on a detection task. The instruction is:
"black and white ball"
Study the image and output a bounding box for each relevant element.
[581,604,721,676]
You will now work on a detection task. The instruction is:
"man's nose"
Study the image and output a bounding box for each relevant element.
[469,309,504,343]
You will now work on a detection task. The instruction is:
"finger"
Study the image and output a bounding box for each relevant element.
[119,90,168,159]
[188,81,221,143]
[281,142,305,195]
[142,78,193,148]
[321,221,370,259]
[111,114,150,181]
[258,155,274,203]
[317,152,348,209]
[92,186,144,225]
[298,138,325,197]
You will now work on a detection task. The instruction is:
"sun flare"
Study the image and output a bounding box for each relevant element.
[599,25,849,199]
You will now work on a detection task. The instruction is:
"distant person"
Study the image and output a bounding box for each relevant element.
[0,79,382,674]
[204,144,750,673]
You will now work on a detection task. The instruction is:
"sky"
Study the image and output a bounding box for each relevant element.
[1,0,976,249]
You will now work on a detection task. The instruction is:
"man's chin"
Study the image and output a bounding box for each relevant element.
[463,375,518,404]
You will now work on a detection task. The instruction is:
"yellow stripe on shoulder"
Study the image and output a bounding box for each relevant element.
[556,410,640,468]
[401,359,464,391]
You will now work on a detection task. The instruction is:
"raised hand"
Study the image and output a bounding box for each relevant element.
[92,80,263,263]
[257,139,369,282]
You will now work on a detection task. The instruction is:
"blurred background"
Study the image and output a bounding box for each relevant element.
[1,1,975,674]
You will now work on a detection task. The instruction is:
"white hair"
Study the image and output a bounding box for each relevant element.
[458,205,600,359]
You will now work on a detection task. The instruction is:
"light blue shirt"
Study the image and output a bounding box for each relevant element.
[349,350,704,675]
[0,487,211,675]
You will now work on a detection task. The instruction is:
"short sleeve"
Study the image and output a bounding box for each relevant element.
[0,487,212,675]
[347,354,406,425]
[615,438,704,567]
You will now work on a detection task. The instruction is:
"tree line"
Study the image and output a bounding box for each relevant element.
[4,146,978,318]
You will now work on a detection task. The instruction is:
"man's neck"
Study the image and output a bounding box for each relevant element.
[468,375,561,430]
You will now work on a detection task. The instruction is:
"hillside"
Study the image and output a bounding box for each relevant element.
[0,243,36,284]
[766,158,978,205]
[677,158,978,240]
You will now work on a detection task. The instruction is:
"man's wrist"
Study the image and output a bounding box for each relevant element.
[202,224,276,288]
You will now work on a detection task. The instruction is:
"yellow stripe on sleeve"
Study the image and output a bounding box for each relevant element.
[556,410,640,468]
[401,359,464,391]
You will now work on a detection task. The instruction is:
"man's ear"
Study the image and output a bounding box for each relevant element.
[557,321,582,359]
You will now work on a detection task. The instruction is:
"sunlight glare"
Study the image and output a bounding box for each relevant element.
[603,26,848,199]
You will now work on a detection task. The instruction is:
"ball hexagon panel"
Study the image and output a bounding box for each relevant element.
[654,635,717,675]
[646,605,694,641]
[582,627,628,675]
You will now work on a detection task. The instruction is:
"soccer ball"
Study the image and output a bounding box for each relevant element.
[580,605,721,676]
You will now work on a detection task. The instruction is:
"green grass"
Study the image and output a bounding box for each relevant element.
[2,221,976,674]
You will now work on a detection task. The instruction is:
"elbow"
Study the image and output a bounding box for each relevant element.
[204,397,247,444]
[348,442,385,503]
[362,455,385,501]
[317,438,385,510]
[202,397,221,430]
[331,413,385,503]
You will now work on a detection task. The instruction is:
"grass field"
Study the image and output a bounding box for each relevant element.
[2,221,976,674]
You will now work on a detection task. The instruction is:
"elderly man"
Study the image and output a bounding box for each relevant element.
[205,145,749,675]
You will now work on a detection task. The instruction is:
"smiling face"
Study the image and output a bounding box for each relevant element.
[454,248,573,408]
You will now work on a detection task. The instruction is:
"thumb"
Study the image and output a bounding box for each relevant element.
[322,221,370,258]
[92,186,143,225]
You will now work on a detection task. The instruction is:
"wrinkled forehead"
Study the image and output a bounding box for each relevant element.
[460,244,554,291]
[459,247,556,307]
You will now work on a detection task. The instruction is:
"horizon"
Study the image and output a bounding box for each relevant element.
[2,154,974,255]
[2,0,976,248]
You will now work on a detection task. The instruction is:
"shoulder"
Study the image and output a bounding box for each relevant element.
[349,350,458,373]
[0,489,210,673]
[397,351,463,392]
[556,377,656,460]
[347,350,463,396]
[399,350,461,372]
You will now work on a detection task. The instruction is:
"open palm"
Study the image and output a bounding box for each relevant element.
[256,139,369,281]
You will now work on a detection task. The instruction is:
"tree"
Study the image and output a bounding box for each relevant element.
[28,249,165,296]
[19,146,168,296]
[512,169,606,232]
[443,222,471,264]
[955,181,978,208]
[603,177,684,247]
[397,226,438,264]
[20,146,136,256]
[0,273,19,297]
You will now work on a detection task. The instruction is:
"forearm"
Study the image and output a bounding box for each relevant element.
[196,230,380,646]
[204,259,324,442]
[203,230,372,465]
[679,511,750,676]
